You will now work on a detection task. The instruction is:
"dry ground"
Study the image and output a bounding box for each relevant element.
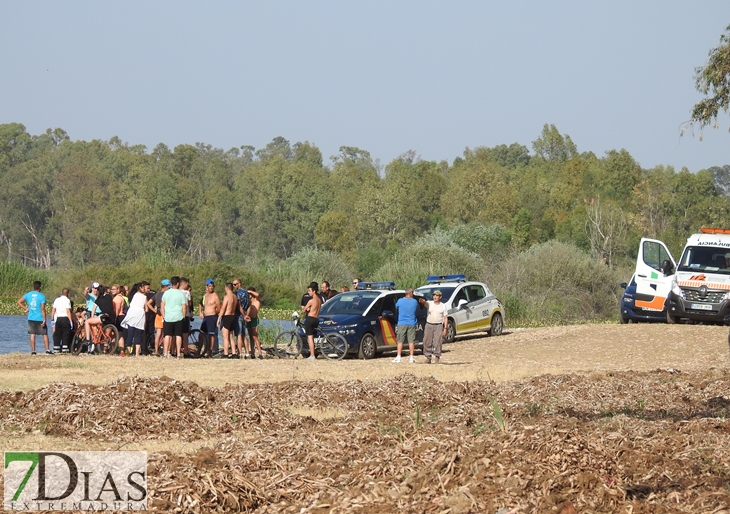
[1,324,730,512]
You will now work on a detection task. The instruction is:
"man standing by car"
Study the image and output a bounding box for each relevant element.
[17,280,50,355]
[51,288,74,353]
[423,290,448,364]
[393,287,419,363]
[302,282,322,360]
[320,281,337,303]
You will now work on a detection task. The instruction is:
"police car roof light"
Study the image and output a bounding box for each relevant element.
[426,274,467,283]
[355,281,396,290]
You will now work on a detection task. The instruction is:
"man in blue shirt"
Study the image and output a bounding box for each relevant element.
[393,288,419,363]
[17,280,50,355]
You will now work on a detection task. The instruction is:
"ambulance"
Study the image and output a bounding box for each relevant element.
[636,228,730,324]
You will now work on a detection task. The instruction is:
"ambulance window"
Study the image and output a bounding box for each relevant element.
[642,241,672,272]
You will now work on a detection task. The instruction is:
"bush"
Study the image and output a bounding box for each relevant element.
[262,248,353,295]
[489,241,621,324]
[0,262,51,297]
[374,240,485,289]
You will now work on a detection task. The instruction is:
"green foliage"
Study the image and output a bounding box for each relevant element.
[0,262,51,297]
[373,237,484,289]
[489,241,622,323]
[3,123,730,326]
[263,248,353,296]
[691,24,730,129]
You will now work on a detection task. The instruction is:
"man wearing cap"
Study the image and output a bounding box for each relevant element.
[160,276,187,358]
[199,279,221,357]
[422,290,448,364]
[84,282,101,318]
[147,279,171,355]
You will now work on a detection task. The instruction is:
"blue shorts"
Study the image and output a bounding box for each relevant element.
[202,315,218,335]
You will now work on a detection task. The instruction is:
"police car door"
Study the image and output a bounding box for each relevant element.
[450,285,471,332]
[376,293,400,350]
[464,284,490,329]
[634,238,676,311]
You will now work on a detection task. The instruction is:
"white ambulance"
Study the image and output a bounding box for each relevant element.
[636,228,730,324]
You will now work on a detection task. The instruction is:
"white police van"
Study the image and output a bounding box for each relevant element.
[415,274,505,343]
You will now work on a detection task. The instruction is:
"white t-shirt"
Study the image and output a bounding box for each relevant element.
[52,295,72,321]
[122,292,148,330]
[426,301,447,324]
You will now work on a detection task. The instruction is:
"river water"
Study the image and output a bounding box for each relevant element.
[0,315,292,355]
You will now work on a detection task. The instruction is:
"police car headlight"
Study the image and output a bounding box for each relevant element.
[723,291,730,302]
[671,279,684,298]
[337,324,358,335]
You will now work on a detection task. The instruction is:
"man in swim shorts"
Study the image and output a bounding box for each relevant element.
[199,279,221,356]
[301,282,322,360]
[218,282,239,358]
[246,287,263,359]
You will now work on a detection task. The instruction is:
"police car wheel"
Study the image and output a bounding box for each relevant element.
[358,333,377,359]
[444,319,456,343]
[489,313,503,336]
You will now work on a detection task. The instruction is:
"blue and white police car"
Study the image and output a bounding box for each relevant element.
[415,274,505,343]
[318,281,426,359]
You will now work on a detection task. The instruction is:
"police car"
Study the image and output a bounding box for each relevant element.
[318,281,426,359]
[415,274,505,343]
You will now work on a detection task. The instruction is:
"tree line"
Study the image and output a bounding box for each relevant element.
[1,122,728,273]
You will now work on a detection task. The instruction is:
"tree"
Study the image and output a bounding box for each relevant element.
[531,124,577,163]
[690,25,730,129]
[708,165,730,196]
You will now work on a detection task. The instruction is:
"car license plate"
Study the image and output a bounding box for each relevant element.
[690,303,713,310]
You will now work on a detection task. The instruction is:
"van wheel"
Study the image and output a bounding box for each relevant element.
[667,312,680,324]
[489,313,504,336]
[358,333,377,359]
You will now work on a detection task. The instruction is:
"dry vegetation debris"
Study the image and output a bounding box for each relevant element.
[1,370,730,512]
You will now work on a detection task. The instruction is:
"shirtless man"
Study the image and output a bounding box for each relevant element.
[199,279,221,357]
[246,287,263,359]
[301,282,322,360]
[218,283,240,358]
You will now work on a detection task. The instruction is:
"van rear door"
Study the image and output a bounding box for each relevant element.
[634,238,676,311]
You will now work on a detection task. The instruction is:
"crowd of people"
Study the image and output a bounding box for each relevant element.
[16,277,263,359]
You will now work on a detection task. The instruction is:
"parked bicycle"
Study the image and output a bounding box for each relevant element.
[70,316,119,355]
[145,327,206,358]
[272,312,348,360]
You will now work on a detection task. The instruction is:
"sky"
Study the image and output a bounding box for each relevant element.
[1,1,728,171]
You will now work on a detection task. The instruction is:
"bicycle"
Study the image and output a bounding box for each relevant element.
[272,312,348,360]
[146,326,206,358]
[70,316,119,355]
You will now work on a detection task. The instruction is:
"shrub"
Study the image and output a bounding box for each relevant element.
[489,241,621,323]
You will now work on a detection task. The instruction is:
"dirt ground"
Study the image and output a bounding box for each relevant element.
[2,324,730,512]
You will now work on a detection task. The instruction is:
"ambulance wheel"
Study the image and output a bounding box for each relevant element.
[358,333,377,360]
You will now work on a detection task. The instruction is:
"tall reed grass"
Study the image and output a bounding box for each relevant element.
[0,262,51,297]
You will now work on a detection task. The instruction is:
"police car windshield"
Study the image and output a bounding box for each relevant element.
[319,291,382,316]
[414,287,456,301]
[678,246,730,274]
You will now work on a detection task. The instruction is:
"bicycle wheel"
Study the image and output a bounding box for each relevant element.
[187,329,204,358]
[101,324,119,355]
[274,330,302,359]
[321,332,348,360]
[71,333,84,356]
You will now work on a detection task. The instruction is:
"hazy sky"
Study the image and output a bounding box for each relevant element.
[1,1,728,171]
